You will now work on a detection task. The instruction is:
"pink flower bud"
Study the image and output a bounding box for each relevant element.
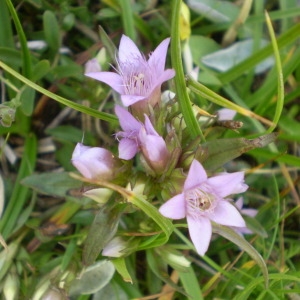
[71,143,116,180]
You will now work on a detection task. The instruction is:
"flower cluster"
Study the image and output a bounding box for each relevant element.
[72,35,256,257]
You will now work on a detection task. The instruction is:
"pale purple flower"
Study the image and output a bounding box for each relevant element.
[85,35,175,108]
[159,159,248,256]
[115,105,170,172]
[102,237,127,257]
[115,105,142,160]
[71,143,116,180]
[217,108,236,121]
[233,197,258,235]
[85,58,101,73]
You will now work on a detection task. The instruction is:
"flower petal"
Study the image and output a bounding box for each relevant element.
[148,38,171,74]
[118,138,138,160]
[209,200,246,227]
[235,197,243,210]
[72,143,90,158]
[140,131,169,162]
[118,35,143,64]
[153,69,176,88]
[115,105,141,132]
[217,108,236,121]
[207,172,248,198]
[187,216,212,256]
[71,146,114,179]
[85,58,101,73]
[159,194,186,219]
[121,94,146,107]
[184,160,207,191]
[85,71,124,94]
[144,115,158,136]
[242,208,258,218]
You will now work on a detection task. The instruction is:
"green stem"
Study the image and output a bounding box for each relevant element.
[0,60,118,124]
[171,0,204,141]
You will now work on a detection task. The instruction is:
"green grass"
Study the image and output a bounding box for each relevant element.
[0,0,299,299]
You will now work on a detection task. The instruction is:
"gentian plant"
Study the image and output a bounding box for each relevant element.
[70,29,276,295]
[1,0,296,298]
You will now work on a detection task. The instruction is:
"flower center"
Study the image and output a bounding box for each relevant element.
[185,188,216,217]
[118,55,154,96]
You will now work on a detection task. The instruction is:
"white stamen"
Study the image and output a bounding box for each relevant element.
[185,188,216,218]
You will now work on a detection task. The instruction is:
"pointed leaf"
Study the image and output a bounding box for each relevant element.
[43,10,61,53]
[146,249,188,297]
[99,26,117,64]
[21,172,80,198]
[20,86,35,116]
[197,133,278,171]
[112,257,133,283]
[69,260,115,296]
[212,223,268,288]
[83,204,123,266]
[69,174,174,251]
[179,265,203,300]
[243,215,268,238]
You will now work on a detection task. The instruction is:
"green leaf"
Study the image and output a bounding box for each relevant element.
[32,60,51,81]
[99,26,117,64]
[52,63,83,80]
[212,223,269,288]
[0,134,37,239]
[146,249,188,296]
[118,0,136,41]
[218,22,300,84]
[43,10,61,53]
[179,265,203,300]
[264,11,284,134]
[186,75,274,128]
[243,215,268,238]
[0,47,22,67]
[112,257,133,283]
[0,242,19,282]
[5,0,32,78]
[236,273,300,300]
[197,133,278,171]
[69,174,174,251]
[82,204,123,266]
[188,0,239,23]
[127,193,174,251]
[19,86,35,116]
[21,171,80,197]
[0,60,118,123]
[69,260,115,296]
[171,0,204,141]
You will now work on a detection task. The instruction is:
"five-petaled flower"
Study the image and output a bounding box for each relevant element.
[159,159,248,256]
[71,143,116,180]
[115,105,170,172]
[85,35,175,111]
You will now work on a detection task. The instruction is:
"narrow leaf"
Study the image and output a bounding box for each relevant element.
[43,10,61,53]
[186,75,274,127]
[146,249,188,296]
[212,223,269,288]
[0,60,118,123]
[69,260,115,296]
[264,11,284,133]
[21,172,81,198]
[179,265,203,300]
[171,0,204,140]
[99,26,117,63]
[83,204,123,266]
[70,174,174,251]
[112,257,133,283]
[197,133,278,171]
